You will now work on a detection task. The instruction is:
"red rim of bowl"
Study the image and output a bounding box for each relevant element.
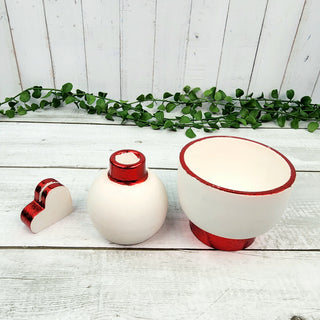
[179,136,296,196]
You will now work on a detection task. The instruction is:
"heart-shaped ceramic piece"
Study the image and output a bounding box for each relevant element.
[21,178,72,233]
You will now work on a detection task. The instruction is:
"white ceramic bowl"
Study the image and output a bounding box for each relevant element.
[177,136,296,250]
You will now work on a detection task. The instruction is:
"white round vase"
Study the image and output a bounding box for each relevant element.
[88,149,168,245]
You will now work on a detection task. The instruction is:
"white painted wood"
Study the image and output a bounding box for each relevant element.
[120,0,156,100]
[248,0,305,96]
[217,0,267,94]
[152,0,192,96]
[0,249,319,319]
[4,0,54,89]
[81,0,120,98]
[43,0,87,90]
[0,122,319,170]
[1,168,319,250]
[0,0,21,101]
[311,71,320,102]
[281,0,320,98]
[184,0,229,89]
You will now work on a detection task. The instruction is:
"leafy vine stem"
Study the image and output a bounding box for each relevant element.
[0,83,319,138]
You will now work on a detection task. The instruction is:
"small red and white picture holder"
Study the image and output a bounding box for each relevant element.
[21,178,72,233]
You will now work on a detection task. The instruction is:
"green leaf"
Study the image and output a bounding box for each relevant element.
[52,98,61,108]
[105,114,114,121]
[271,89,279,99]
[31,103,39,111]
[166,102,176,113]
[236,88,244,98]
[151,124,160,130]
[16,106,26,115]
[189,91,198,101]
[301,96,311,106]
[96,98,106,109]
[20,91,30,102]
[185,128,196,139]
[65,95,76,104]
[163,92,172,99]
[32,88,42,99]
[261,113,272,122]
[174,92,180,102]
[146,102,154,109]
[204,112,212,119]
[179,94,189,103]
[164,120,174,129]
[5,109,15,118]
[307,122,319,133]
[225,96,233,103]
[145,93,153,100]
[80,101,87,110]
[203,89,213,97]
[40,100,49,108]
[182,106,191,114]
[286,89,294,100]
[237,118,247,126]
[157,104,165,111]
[183,85,191,93]
[154,111,164,122]
[239,108,249,118]
[61,82,73,93]
[209,103,219,113]
[42,91,52,99]
[290,119,299,129]
[141,112,153,121]
[194,110,202,121]
[85,94,96,105]
[251,122,262,129]
[214,91,222,101]
[136,94,145,102]
[98,91,107,98]
[277,116,286,127]
[179,115,191,124]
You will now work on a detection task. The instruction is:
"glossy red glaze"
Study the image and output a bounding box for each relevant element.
[180,136,296,196]
[189,221,255,251]
[21,178,64,231]
[108,150,148,185]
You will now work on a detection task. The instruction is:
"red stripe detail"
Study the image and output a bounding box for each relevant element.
[40,182,63,206]
[20,201,44,230]
[189,221,255,251]
[180,136,296,196]
[34,178,58,202]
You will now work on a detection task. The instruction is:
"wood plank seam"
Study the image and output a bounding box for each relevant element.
[311,69,320,98]
[119,0,123,99]
[151,0,158,93]
[80,0,89,92]
[3,0,22,91]
[215,0,230,87]
[279,0,306,93]
[246,0,269,95]
[42,0,56,89]
[182,0,193,87]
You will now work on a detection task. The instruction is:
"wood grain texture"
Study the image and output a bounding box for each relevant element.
[0,0,21,101]
[81,0,120,98]
[1,168,319,250]
[216,0,267,94]
[0,122,319,170]
[248,0,305,96]
[120,0,156,100]
[3,0,54,89]
[184,0,229,88]
[0,249,319,320]
[152,0,192,96]
[281,0,320,98]
[43,0,87,90]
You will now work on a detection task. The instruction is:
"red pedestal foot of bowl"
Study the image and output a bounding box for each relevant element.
[189,221,255,251]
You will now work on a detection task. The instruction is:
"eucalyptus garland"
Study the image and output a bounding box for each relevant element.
[0,83,319,138]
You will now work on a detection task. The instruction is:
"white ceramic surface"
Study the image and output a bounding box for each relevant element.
[177,136,296,239]
[88,169,168,245]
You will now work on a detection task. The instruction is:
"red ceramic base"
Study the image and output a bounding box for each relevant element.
[189,221,255,251]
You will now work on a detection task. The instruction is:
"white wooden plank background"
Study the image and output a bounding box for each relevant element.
[1,249,319,320]
[1,0,319,99]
